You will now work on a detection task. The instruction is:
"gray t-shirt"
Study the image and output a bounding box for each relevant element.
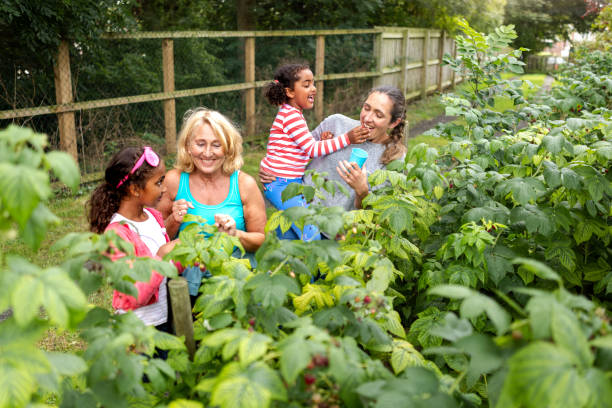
[304,114,387,211]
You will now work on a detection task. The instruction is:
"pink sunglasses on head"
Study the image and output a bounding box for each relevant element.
[116,146,160,188]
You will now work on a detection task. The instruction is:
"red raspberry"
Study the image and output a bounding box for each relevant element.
[363,295,371,304]
[313,354,329,367]
[304,373,316,385]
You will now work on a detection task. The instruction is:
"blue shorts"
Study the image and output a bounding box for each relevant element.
[263,177,320,242]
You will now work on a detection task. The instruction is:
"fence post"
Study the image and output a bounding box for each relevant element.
[245,36,256,137]
[451,39,458,89]
[373,31,384,87]
[437,31,446,92]
[315,35,325,124]
[421,30,430,99]
[53,40,77,162]
[162,39,177,154]
[168,278,195,359]
[400,30,409,96]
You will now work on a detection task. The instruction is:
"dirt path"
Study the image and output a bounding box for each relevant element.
[408,114,457,138]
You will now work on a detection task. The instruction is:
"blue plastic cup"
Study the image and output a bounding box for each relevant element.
[349,148,368,168]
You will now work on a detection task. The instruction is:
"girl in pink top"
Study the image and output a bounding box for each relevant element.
[88,146,178,331]
[260,63,370,240]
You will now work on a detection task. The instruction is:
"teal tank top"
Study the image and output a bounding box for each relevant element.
[176,170,246,232]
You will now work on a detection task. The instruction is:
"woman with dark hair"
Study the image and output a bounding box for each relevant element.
[259,62,369,241]
[260,85,407,216]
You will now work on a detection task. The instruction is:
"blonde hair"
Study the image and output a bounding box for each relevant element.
[175,108,244,175]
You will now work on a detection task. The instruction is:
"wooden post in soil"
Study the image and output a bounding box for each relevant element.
[168,278,195,359]
[53,40,77,162]
[373,31,384,87]
[245,37,256,137]
[162,39,177,154]
[451,40,458,89]
[420,30,430,100]
[400,30,409,96]
[315,35,325,124]
[437,31,446,93]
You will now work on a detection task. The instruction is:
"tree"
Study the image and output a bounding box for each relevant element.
[503,0,602,54]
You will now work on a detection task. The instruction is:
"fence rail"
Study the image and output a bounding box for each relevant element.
[1,27,459,165]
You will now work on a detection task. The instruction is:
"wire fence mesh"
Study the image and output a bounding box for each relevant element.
[1,29,451,175]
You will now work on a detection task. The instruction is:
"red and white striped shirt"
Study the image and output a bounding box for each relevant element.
[260,104,351,178]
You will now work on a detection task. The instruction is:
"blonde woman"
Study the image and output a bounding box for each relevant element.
[158,108,266,295]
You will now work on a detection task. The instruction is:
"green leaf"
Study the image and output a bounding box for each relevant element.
[428,284,472,299]
[11,275,44,326]
[497,177,544,205]
[512,258,562,285]
[429,312,473,342]
[279,338,311,384]
[542,161,561,188]
[390,340,426,374]
[484,246,514,286]
[456,334,503,388]
[584,368,612,408]
[154,331,187,351]
[211,362,287,408]
[510,205,553,236]
[561,167,581,190]
[429,285,509,335]
[551,305,593,368]
[46,352,87,376]
[281,182,303,203]
[247,274,299,309]
[590,336,612,350]
[168,399,204,408]
[239,333,271,366]
[505,342,589,408]
[0,319,50,408]
[44,151,80,192]
[542,134,565,154]
[0,164,49,227]
[21,203,60,250]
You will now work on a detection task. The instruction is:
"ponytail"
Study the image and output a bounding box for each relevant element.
[263,63,310,106]
[381,120,407,165]
[88,183,122,233]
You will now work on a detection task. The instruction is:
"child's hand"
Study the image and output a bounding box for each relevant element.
[347,126,370,144]
[259,168,277,184]
[321,131,334,140]
[214,213,237,236]
[172,199,194,223]
[157,239,179,258]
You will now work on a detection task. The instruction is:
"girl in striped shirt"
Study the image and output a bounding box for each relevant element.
[261,63,370,240]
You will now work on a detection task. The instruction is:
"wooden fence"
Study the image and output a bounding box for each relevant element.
[0,28,459,164]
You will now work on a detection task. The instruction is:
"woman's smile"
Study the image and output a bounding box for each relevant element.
[189,123,225,174]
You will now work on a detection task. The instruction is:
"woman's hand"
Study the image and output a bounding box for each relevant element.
[347,126,371,144]
[259,168,277,184]
[214,213,237,236]
[337,160,369,208]
[172,199,194,223]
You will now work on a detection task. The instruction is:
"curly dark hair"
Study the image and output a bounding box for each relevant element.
[87,147,159,233]
[263,63,311,106]
[367,86,407,164]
